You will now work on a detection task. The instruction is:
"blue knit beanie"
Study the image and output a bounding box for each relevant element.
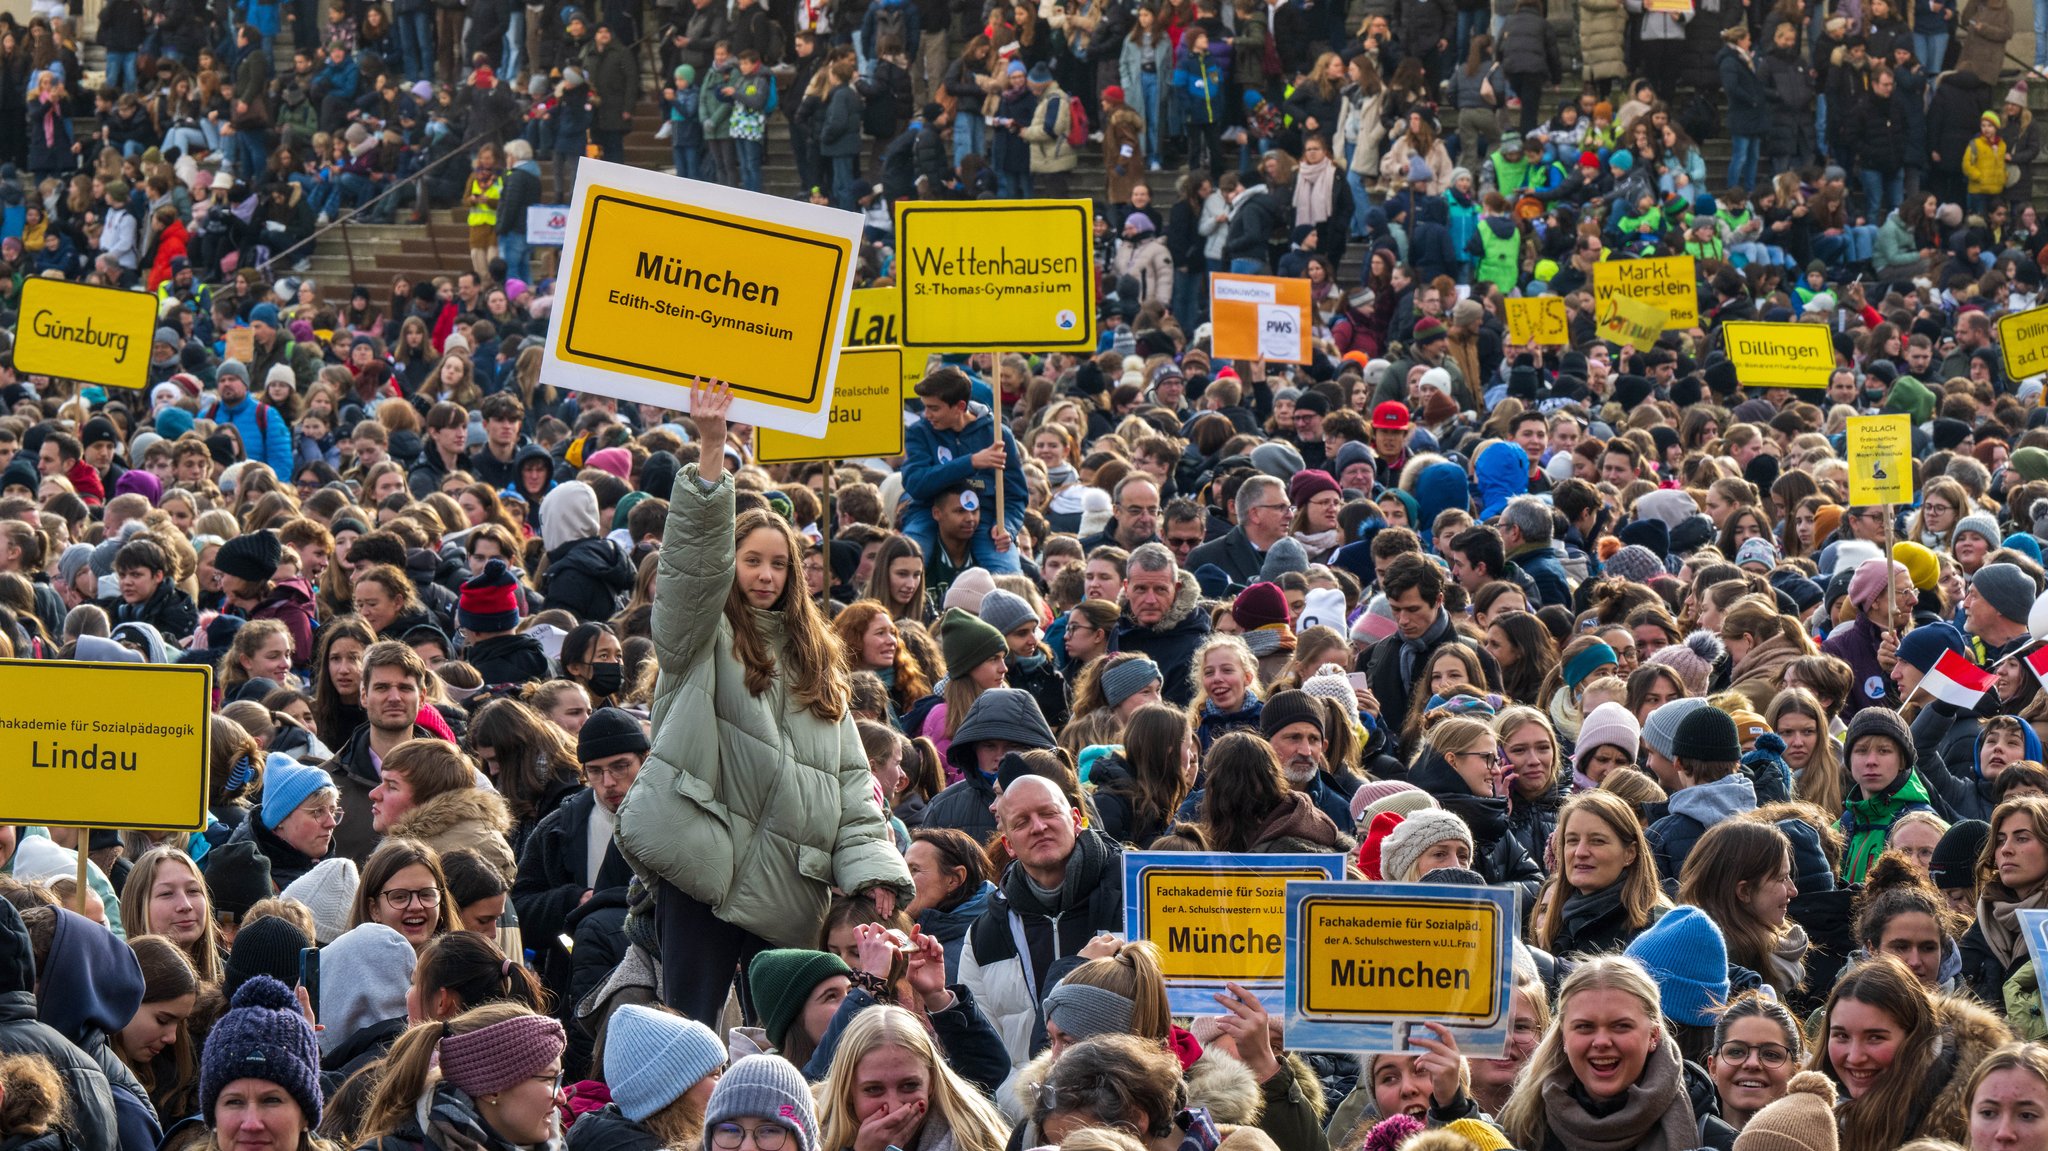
[1623,906,1729,1028]
[1896,621,1968,674]
[259,761,333,830]
[605,1005,727,1122]
[201,976,323,1127]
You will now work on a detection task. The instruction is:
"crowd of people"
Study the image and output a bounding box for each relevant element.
[13,1,2048,1151]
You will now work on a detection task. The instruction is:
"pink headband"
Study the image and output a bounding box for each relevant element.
[438,1015,566,1098]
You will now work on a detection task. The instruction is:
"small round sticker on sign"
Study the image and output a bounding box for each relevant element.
[1055,310,1077,331]
[959,490,980,512]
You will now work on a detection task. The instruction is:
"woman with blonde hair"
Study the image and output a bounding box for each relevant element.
[1500,955,1731,1151]
[1495,705,1565,862]
[1909,476,1975,552]
[1405,714,1544,903]
[1538,790,1671,955]
[119,846,224,984]
[1766,687,1842,818]
[815,1006,1010,1151]
[1721,596,1818,713]
[1189,633,1264,750]
[217,617,296,700]
[352,1003,566,1151]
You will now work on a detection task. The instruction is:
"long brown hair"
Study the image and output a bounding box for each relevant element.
[1677,820,1796,994]
[729,507,849,719]
[119,848,224,984]
[465,698,581,825]
[1199,732,1291,852]
[1537,791,1667,951]
[122,935,201,1117]
[1815,956,1945,1151]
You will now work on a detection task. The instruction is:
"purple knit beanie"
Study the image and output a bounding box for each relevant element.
[200,976,323,1127]
[438,1014,568,1098]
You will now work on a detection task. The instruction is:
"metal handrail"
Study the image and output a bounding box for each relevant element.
[259,27,659,282]
[256,125,494,280]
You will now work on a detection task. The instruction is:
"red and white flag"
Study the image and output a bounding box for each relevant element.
[2025,645,2048,693]
[1922,649,1998,709]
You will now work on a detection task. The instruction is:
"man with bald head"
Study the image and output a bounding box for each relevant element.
[959,769,1126,1072]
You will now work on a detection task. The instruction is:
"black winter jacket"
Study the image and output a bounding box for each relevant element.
[0,902,119,1151]
[540,537,635,622]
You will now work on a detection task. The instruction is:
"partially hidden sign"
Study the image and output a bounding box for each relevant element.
[844,286,932,397]
[1998,302,2048,382]
[754,347,908,464]
[1595,294,1666,351]
[1722,321,1835,389]
[1285,880,1518,1056]
[1124,851,1346,1013]
[543,160,863,437]
[1504,297,1569,346]
[0,660,212,831]
[1592,255,1698,329]
[15,279,160,391]
[895,200,1097,352]
[1209,273,1312,364]
[1846,413,1914,506]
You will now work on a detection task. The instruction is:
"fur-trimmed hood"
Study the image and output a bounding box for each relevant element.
[1918,990,2015,1144]
[1123,568,1205,637]
[387,786,517,878]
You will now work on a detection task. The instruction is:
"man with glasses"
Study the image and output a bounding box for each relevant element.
[513,706,643,1018]
[321,641,441,864]
[1081,475,1163,553]
[1187,474,1290,587]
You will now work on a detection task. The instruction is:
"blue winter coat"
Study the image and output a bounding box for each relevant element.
[901,402,1027,534]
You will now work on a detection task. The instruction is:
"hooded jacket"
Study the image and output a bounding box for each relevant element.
[959,827,1125,1069]
[539,535,635,624]
[0,901,119,1151]
[615,467,911,949]
[1918,710,2034,822]
[386,788,517,879]
[1114,569,1214,706]
[1648,772,1759,887]
[901,401,1028,535]
[40,911,159,1151]
[922,688,1061,842]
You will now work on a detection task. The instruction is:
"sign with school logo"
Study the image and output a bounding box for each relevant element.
[1845,413,1914,505]
[526,204,570,246]
[1209,273,1312,364]
[15,279,161,391]
[1997,302,2048,382]
[894,200,1097,353]
[542,160,863,437]
[1123,852,1347,1013]
[0,660,212,832]
[1504,296,1570,346]
[1592,254,1699,330]
[1284,880,1518,1056]
[753,347,908,464]
[1722,321,1836,389]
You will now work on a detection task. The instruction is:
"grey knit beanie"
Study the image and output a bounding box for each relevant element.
[1099,655,1163,708]
[1971,562,2038,628]
[1380,808,1475,883]
[705,1055,819,1151]
[1042,982,1137,1043]
[1641,697,1710,760]
[1844,706,1915,773]
[978,588,1038,637]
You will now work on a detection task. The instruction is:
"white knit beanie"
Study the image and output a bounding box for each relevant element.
[279,857,359,945]
[1380,808,1474,883]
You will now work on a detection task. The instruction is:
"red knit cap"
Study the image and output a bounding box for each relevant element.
[1232,581,1290,632]
[1357,810,1405,880]
[438,1014,566,1098]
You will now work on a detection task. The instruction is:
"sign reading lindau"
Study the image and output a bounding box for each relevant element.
[1998,302,2048,382]
[1284,880,1517,1056]
[543,160,863,438]
[1592,255,1698,329]
[14,279,161,391]
[895,200,1097,352]
[1124,851,1346,1013]
[1722,321,1836,390]
[755,347,908,464]
[0,660,212,831]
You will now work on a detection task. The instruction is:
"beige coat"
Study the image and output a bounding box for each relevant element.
[387,787,517,880]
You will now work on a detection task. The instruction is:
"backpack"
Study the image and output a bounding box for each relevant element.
[1065,92,1088,148]
[1677,91,1720,148]
[205,396,276,458]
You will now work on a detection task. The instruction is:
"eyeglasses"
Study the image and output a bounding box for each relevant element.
[1715,1041,1792,1068]
[297,803,343,823]
[379,886,442,909]
[1121,505,1162,518]
[1251,503,1294,515]
[710,1123,791,1151]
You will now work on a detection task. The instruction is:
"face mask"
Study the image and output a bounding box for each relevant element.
[587,661,624,697]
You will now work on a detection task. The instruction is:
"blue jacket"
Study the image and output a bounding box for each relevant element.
[1649,772,1758,888]
[901,402,1026,533]
[1511,542,1573,609]
[208,391,295,478]
[1474,441,1528,519]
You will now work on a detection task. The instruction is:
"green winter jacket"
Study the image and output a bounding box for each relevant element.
[615,465,912,947]
[1884,373,1937,426]
[1874,210,1921,274]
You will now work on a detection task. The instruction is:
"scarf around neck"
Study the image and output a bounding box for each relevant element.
[1980,882,2048,968]
[1538,1036,1696,1151]
[1294,156,1336,227]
